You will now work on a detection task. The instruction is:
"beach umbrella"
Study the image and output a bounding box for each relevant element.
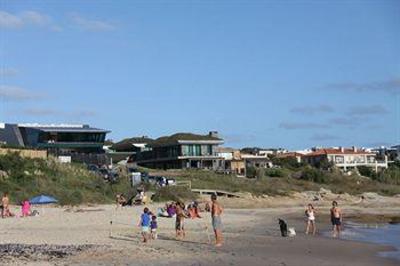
[29,195,58,205]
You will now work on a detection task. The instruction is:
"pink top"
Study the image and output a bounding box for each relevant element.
[22,201,30,216]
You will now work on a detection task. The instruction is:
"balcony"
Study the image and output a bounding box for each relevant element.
[335,160,388,168]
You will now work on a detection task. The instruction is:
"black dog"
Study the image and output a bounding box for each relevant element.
[278,219,288,237]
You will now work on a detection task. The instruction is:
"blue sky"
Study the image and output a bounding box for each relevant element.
[0,0,399,149]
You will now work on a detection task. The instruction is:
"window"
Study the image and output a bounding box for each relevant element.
[335,156,344,163]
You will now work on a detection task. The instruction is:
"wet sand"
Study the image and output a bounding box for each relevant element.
[0,203,399,266]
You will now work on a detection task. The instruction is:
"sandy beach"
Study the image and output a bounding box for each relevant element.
[1,196,400,266]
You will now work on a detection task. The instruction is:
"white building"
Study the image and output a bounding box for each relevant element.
[303,147,388,171]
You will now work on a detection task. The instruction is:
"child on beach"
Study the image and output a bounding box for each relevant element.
[21,199,31,217]
[138,207,151,242]
[1,192,14,218]
[150,215,158,240]
[305,203,316,235]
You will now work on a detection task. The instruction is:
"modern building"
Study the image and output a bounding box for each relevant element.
[130,131,224,169]
[302,147,388,171]
[111,136,154,153]
[0,123,110,164]
[107,136,154,164]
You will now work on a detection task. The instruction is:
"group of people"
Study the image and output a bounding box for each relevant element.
[138,194,224,247]
[138,207,158,243]
[1,192,32,218]
[304,201,343,237]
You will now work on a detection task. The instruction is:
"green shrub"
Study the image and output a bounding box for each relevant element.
[246,166,257,178]
[265,168,285,177]
[357,166,377,178]
[271,157,303,169]
[0,153,131,205]
[375,164,400,185]
[300,167,327,183]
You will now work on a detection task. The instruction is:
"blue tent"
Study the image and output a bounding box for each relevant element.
[29,195,58,205]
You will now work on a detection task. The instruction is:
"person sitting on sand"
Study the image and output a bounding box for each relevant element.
[210,194,223,247]
[188,201,201,219]
[21,199,31,217]
[305,203,316,235]
[1,192,13,218]
[116,194,127,209]
[167,202,176,218]
[175,201,187,239]
[138,207,151,243]
[330,201,342,237]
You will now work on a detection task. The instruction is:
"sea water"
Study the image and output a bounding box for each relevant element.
[335,222,400,261]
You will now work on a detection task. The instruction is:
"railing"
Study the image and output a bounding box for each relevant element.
[335,161,387,167]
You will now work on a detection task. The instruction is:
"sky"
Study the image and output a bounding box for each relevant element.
[0,0,399,149]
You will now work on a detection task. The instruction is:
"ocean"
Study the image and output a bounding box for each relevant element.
[333,222,400,261]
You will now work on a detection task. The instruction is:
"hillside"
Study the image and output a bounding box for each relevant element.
[0,153,132,205]
[1,152,400,206]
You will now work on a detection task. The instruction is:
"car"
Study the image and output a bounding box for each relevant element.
[87,164,99,172]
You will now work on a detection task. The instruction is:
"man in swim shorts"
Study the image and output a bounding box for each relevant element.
[211,194,223,247]
[330,201,342,237]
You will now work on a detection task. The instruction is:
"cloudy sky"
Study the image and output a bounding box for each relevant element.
[0,0,399,149]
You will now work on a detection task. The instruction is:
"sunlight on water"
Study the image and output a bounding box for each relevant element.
[325,223,400,261]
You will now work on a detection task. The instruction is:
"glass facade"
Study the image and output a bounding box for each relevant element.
[182,144,213,156]
[37,132,106,143]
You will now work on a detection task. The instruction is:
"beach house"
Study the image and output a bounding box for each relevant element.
[302,147,388,171]
[0,123,110,164]
[131,131,225,169]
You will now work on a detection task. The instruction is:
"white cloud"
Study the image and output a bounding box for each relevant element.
[0,10,23,28]
[20,11,50,25]
[0,85,42,101]
[69,13,116,32]
[0,67,18,77]
[0,10,61,31]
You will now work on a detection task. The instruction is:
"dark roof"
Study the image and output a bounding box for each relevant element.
[151,133,223,147]
[16,124,111,133]
[19,125,109,133]
[112,136,154,151]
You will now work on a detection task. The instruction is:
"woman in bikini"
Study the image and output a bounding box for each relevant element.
[305,203,316,235]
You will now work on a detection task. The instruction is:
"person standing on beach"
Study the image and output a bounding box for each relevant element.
[211,194,223,247]
[175,201,186,239]
[330,201,342,237]
[305,203,316,235]
[138,207,151,242]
